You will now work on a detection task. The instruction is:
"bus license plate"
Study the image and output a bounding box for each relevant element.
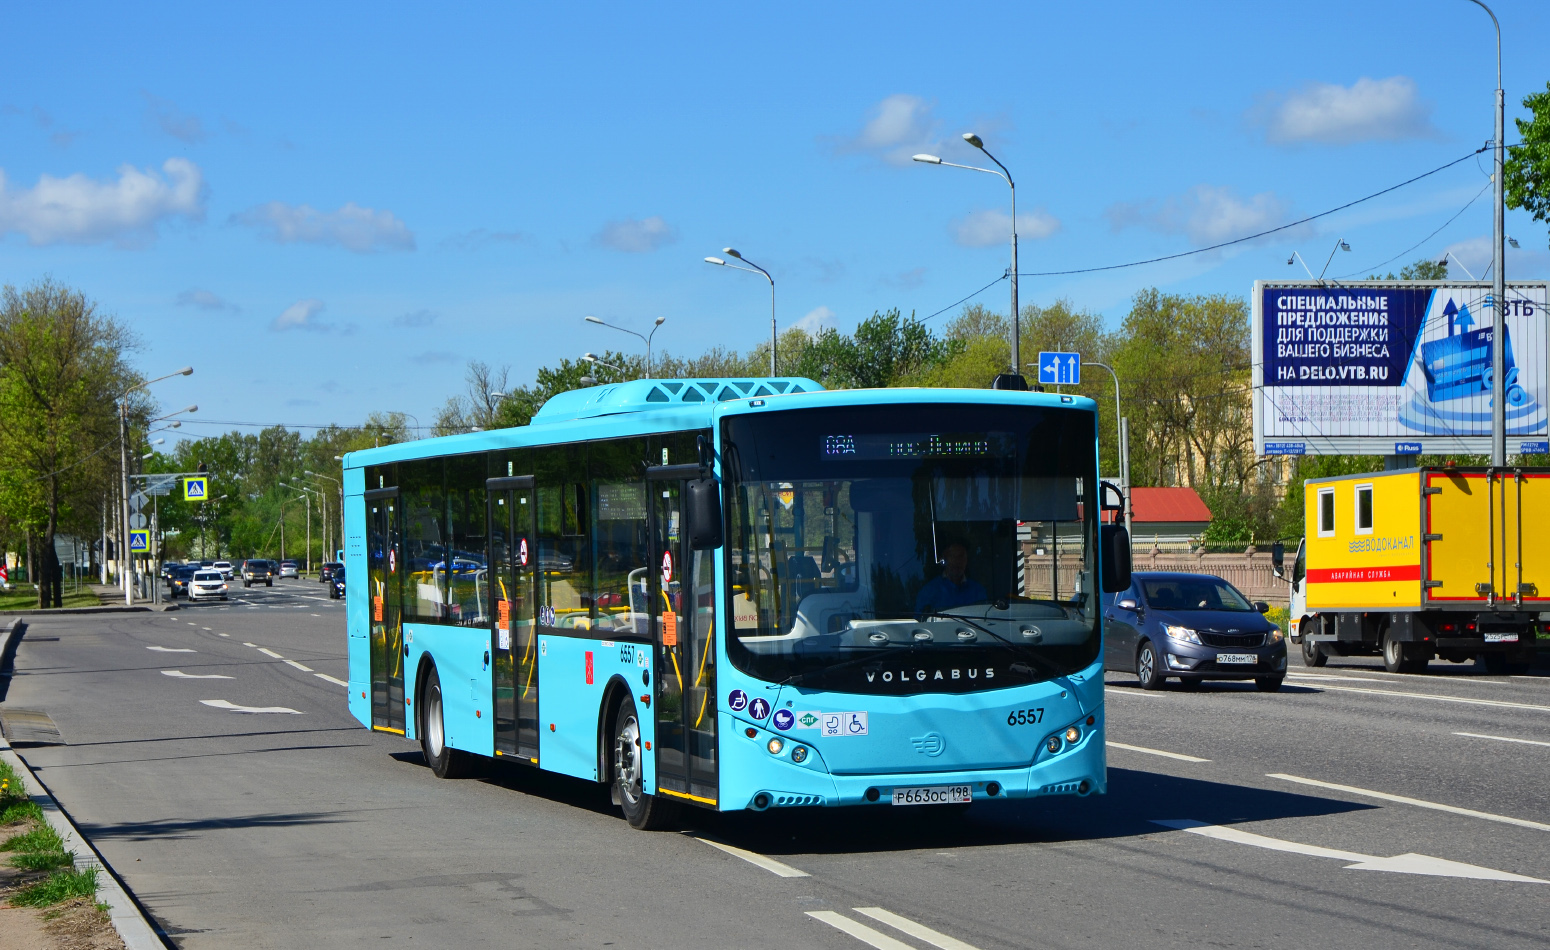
[1217,653,1257,664]
[892,785,971,806]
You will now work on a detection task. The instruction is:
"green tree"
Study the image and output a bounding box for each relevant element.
[1369,259,1449,280]
[1505,81,1550,248]
[0,281,138,607]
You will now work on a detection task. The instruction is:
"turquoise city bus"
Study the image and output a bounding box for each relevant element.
[341,378,1130,828]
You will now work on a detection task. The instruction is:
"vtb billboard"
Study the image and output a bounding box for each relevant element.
[1252,281,1549,457]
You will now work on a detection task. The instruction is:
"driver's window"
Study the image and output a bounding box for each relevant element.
[1292,543,1306,588]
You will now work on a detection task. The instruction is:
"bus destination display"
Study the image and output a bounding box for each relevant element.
[822,432,1012,460]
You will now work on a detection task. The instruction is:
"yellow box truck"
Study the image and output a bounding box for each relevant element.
[1272,466,1546,674]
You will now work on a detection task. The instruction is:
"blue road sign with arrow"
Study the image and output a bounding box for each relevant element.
[1038,351,1080,386]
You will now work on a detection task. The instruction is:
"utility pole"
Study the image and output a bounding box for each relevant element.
[1466,0,1506,466]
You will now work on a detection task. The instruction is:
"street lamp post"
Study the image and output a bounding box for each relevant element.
[282,482,320,574]
[116,367,193,605]
[583,353,624,373]
[915,133,1021,380]
[1464,0,1506,465]
[583,316,666,378]
[705,249,776,376]
[1082,362,1130,534]
[305,470,343,563]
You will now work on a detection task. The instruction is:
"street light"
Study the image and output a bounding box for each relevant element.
[583,315,666,378]
[1462,0,1507,465]
[305,470,343,564]
[705,249,776,376]
[1316,239,1351,281]
[1287,252,1316,280]
[116,367,193,605]
[281,482,318,575]
[915,133,1023,385]
[582,352,624,373]
[1438,251,1478,281]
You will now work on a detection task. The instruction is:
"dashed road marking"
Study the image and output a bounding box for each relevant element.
[218,633,229,637]
[806,912,913,950]
[162,670,233,679]
[1267,773,1550,831]
[200,626,212,631]
[200,699,303,715]
[146,646,196,653]
[1454,731,1550,749]
[315,673,348,687]
[1287,672,1385,683]
[243,642,257,648]
[258,648,284,659]
[853,907,982,950]
[689,835,809,877]
[283,659,314,672]
[1106,741,1209,763]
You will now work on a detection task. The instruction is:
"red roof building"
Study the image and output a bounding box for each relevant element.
[1104,486,1213,549]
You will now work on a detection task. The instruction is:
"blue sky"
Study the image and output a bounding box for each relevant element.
[3,1,1548,441]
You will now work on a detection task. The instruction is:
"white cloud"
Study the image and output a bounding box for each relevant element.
[143,93,206,144]
[177,288,236,312]
[844,94,943,166]
[1258,76,1440,145]
[951,208,1061,247]
[793,306,836,335]
[1436,234,1548,279]
[594,215,677,253]
[272,299,326,332]
[234,201,416,252]
[0,157,205,246]
[1106,185,1289,245]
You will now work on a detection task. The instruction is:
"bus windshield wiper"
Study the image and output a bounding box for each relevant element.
[915,608,1065,678]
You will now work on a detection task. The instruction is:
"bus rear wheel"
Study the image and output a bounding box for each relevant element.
[421,667,474,779]
[612,697,677,831]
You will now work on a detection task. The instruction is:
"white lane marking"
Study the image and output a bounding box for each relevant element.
[1287,672,1385,683]
[242,642,257,648]
[689,836,810,877]
[805,912,914,950]
[146,646,196,653]
[200,699,303,715]
[315,673,348,687]
[1309,683,1550,714]
[1267,773,1550,832]
[853,907,982,950]
[310,614,320,617]
[1106,741,1210,763]
[1151,819,1546,883]
[1454,731,1550,749]
[283,659,314,672]
[200,626,212,631]
[162,670,234,680]
[186,622,197,626]
[218,633,229,637]
[258,648,284,659]
[1103,687,1162,698]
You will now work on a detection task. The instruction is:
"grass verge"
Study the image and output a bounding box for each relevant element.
[0,589,104,610]
[10,867,98,907]
[1,757,101,910]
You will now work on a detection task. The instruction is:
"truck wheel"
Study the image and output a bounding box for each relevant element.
[1381,632,1407,673]
[1482,653,1509,676]
[1136,641,1167,690]
[1300,633,1326,668]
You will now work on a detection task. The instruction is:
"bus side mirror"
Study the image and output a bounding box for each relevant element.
[1100,524,1132,593]
[686,478,723,550]
[1270,541,1285,578]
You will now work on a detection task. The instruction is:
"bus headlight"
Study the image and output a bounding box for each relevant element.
[767,738,784,755]
[1046,736,1062,754]
[1165,624,1201,644]
[1064,726,1081,744]
[790,745,808,763]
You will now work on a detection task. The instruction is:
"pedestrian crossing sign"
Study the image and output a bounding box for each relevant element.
[129,530,150,553]
[184,476,208,501]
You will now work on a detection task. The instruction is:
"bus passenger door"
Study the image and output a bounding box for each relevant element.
[366,489,405,734]
[489,477,539,762]
[649,468,719,806]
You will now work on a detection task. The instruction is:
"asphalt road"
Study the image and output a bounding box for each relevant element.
[3,587,1549,949]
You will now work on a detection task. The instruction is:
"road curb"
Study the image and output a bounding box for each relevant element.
[1,620,168,948]
[0,604,178,616]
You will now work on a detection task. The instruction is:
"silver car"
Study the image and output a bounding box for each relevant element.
[278,560,299,579]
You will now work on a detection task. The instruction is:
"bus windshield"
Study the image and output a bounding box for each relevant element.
[723,403,1099,693]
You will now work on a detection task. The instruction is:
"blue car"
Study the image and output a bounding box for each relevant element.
[1102,572,1287,691]
[329,566,346,600]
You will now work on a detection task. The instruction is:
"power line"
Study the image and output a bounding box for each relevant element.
[920,272,1007,323]
[1011,146,1489,279]
[1337,181,1491,279]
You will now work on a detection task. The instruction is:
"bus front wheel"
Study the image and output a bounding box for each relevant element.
[612,696,677,831]
[420,667,474,779]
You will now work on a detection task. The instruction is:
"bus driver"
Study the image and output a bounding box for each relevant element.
[914,541,987,613]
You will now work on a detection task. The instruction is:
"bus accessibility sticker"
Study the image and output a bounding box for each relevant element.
[773,710,822,731]
[822,712,868,737]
